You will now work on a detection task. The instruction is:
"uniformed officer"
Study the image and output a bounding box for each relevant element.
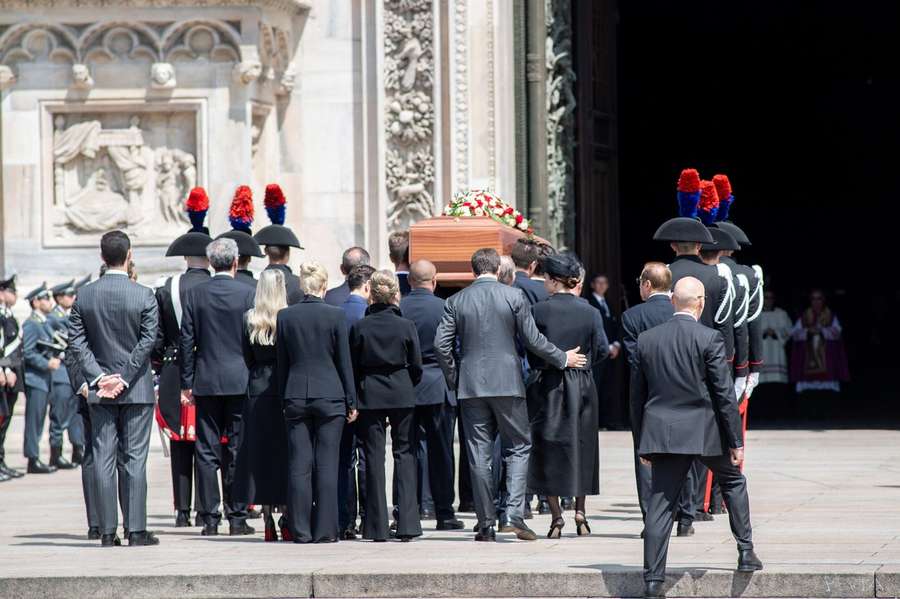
[253,183,304,304]
[219,185,264,288]
[47,279,80,469]
[154,190,214,528]
[0,275,26,481]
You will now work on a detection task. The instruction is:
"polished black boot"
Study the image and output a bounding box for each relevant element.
[87,527,101,540]
[644,581,666,598]
[737,548,764,572]
[50,446,76,470]
[474,525,496,542]
[27,458,56,474]
[128,531,160,546]
[100,534,121,547]
[175,510,191,527]
[676,523,695,537]
[71,445,85,466]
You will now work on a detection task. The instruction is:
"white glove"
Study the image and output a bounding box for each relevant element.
[744,372,759,399]
[733,376,748,401]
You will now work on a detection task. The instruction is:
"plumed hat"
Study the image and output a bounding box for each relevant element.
[166,231,213,257]
[218,230,264,258]
[228,185,254,235]
[714,221,751,247]
[254,183,303,248]
[701,226,739,252]
[185,187,210,235]
[264,184,286,225]
[698,180,720,225]
[676,168,702,219]
[712,174,734,222]
[653,217,715,244]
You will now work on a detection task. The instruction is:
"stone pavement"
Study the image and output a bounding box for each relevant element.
[1,412,899,598]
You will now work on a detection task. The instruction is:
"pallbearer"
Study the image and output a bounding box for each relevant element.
[154,187,212,528]
[219,185,264,288]
[253,184,304,304]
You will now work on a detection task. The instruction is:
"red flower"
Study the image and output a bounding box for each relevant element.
[229,185,254,222]
[185,187,209,212]
[712,174,732,200]
[677,168,701,193]
[515,214,524,224]
[264,183,286,208]
[699,180,720,211]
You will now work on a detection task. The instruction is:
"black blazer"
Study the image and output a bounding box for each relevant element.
[275,296,356,409]
[324,280,350,307]
[529,294,609,370]
[180,274,255,396]
[399,289,455,406]
[631,314,742,457]
[265,264,303,306]
[669,255,734,361]
[586,293,619,347]
[235,269,258,288]
[153,268,211,365]
[513,271,549,306]
[350,304,423,410]
[621,293,674,369]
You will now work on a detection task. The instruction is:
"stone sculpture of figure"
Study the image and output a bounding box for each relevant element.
[65,167,129,232]
[397,38,423,90]
[234,59,262,85]
[71,64,94,89]
[105,116,149,226]
[156,149,181,223]
[387,156,433,231]
[150,62,176,89]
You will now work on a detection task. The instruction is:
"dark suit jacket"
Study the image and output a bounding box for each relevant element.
[340,294,368,329]
[324,280,350,307]
[669,255,734,362]
[435,276,565,400]
[631,314,742,457]
[513,271,549,305]
[265,264,303,305]
[68,272,159,404]
[397,272,411,297]
[400,288,456,406]
[350,304,422,410]
[180,274,255,396]
[587,293,619,347]
[529,293,609,369]
[621,294,674,369]
[275,296,356,410]
[235,269,258,288]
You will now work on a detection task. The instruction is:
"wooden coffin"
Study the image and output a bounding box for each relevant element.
[409,216,547,286]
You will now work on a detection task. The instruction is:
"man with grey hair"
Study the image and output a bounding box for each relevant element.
[632,276,761,597]
[497,256,516,286]
[325,246,372,306]
[180,237,256,537]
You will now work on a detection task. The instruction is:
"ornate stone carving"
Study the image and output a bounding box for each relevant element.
[276,64,296,96]
[71,63,94,89]
[150,62,176,89]
[0,0,310,13]
[451,0,469,190]
[545,0,576,248]
[48,110,198,243]
[0,64,15,89]
[234,59,262,85]
[383,0,437,232]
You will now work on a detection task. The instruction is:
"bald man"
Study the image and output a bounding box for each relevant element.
[631,277,761,598]
[399,260,464,530]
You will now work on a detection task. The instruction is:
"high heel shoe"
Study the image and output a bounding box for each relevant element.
[264,517,279,542]
[547,517,565,539]
[278,515,294,542]
[575,511,592,536]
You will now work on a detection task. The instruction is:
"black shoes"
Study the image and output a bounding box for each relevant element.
[100,534,121,547]
[644,581,666,598]
[27,458,56,474]
[201,524,218,536]
[474,526,496,542]
[71,445,85,466]
[175,510,191,527]
[0,461,23,478]
[229,522,256,536]
[497,516,514,533]
[50,446,76,470]
[342,528,357,540]
[247,507,262,519]
[436,518,465,530]
[694,511,714,522]
[128,531,160,546]
[87,527,101,540]
[537,500,551,515]
[676,523,695,537]
[737,548,764,572]
[419,507,436,520]
[0,470,9,482]
[508,520,537,541]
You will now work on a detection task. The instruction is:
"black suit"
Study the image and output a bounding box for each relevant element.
[324,280,350,307]
[276,296,356,542]
[180,273,255,527]
[619,293,674,520]
[235,269,257,288]
[153,267,210,514]
[400,289,459,522]
[350,303,423,540]
[632,314,752,583]
[513,271,549,305]
[265,263,303,305]
[587,293,623,428]
[397,272,411,297]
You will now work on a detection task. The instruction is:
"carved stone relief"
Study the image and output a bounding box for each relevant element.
[48,110,199,244]
[384,0,437,232]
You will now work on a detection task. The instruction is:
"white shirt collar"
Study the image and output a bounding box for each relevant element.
[649,291,670,299]
[214,272,234,278]
[477,274,498,280]
[592,292,606,303]
[104,269,129,277]
[674,310,698,321]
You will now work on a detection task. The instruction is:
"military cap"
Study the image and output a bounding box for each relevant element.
[653,217,715,244]
[218,230,264,258]
[0,274,15,293]
[26,282,51,302]
[50,279,76,297]
[166,231,214,257]
[701,226,739,252]
[714,221,751,247]
[253,224,303,249]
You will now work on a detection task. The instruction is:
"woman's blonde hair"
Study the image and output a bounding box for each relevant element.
[247,269,287,345]
[369,269,400,305]
[300,261,329,296]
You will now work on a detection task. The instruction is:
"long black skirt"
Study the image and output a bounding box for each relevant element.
[526,369,600,497]
[233,366,288,506]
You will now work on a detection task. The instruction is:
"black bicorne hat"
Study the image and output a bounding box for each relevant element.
[26,282,51,302]
[253,224,304,249]
[701,226,739,251]
[653,217,715,244]
[0,274,16,293]
[166,232,214,257]
[50,279,76,296]
[218,230,264,258]
[713,221,751,247]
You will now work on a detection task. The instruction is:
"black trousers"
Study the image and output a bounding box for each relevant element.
[338,421,367,530]
[457,405,472,508]
[285,411,344,542]
[77,396,99,529]
[0,390,18,463]
[413,403,457,521]
[677,460,708,525]
[630,429,651,522]
[170,441,195,511]
[360,407,422,540]
[195,395,246,526]
[643,453,754,582]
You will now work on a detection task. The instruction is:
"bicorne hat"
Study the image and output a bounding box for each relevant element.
[714,221,751,247]
[166,232,213,257]
[253,183,304,249]
[654,168,715,244]
[701,226,739,252]
[218,230,264,258]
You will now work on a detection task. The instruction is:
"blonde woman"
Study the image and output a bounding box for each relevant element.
[349,270,423,542]
[233,269,289,541]
[276,261,357,543]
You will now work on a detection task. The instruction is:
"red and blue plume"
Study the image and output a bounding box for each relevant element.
[698,180,720,225]
[185,187,209,232]
[264,183,286,225]
[712,174,734,222]
[676,168,702,218]
[229,186,254,234]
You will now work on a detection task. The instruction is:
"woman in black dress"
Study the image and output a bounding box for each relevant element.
[350,270,423,542]
[527,253,609,538]
[277,261,357,543]
[234,269,289,541]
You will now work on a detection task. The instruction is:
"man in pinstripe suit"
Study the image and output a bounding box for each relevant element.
[68,231,160,547]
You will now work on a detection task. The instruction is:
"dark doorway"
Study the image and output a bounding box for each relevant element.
[615,1,900,423]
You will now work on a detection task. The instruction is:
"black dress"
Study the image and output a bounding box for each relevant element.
[526,293,609,496]
[234,324,288,505]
